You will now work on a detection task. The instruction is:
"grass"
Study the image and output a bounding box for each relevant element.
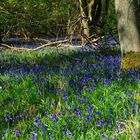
[0,47,140,140]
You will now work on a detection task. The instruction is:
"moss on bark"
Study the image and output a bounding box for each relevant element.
[121,52,140,70]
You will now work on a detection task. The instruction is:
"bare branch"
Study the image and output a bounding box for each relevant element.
[0,40,69,52]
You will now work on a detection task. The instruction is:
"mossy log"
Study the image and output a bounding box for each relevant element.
[121,52,140,70]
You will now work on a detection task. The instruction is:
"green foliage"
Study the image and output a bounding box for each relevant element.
[0,0,118,38]
[0,0,77,38]
[101,0,117,35]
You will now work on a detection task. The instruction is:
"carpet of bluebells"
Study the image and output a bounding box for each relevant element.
[0,47,140,140]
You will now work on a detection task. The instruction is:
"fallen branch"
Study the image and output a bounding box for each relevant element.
[32,39,68,51]
[1,43,32,51]
[0,39,68,52]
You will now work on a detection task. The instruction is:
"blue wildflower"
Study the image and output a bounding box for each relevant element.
[5,116,9,122]
[89,114,94,119]
[54,126,58,130]
[49,132,53,138]
[1,132,5,137]
[42,126,47,134]
[99,132,104,137]
[31,132,38,140]
[51,114,58,122]
[132,109,136,115]
[96,120,105,127]
[85,120,89,124]
[132,99,137,107]
[78,126,82,130]
[15,129,21,135]
[34,117,43,127]
[30,126,35,131]
[88,106,93,113]
[5,97,11,103]
[34,117,40,123]
[67,130,72,135]
[5,114,12,122]
[97,111,101,116]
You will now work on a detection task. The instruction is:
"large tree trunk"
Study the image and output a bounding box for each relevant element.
[115,0,140,54]
[115,0,140,70]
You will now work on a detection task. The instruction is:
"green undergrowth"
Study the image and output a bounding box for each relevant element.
[0,48,140,140]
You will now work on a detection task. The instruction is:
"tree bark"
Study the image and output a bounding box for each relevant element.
[101,0,110,26]
[79,0,90,44]
[0,35,3,45]
[79,0,102,45]
[115,0,140,54]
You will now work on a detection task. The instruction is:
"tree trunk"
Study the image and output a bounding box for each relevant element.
[79,0,102,45]
[79,0,91,45]
[101,0,110,26]
[115,0,140,54]
[0,35,2,45]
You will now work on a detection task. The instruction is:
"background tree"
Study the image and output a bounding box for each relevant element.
[0,35,2,45]
[0,0,117,42]
[79,0,102,44]
[101,0,110,26]
[0,0,77,39]
[78,0,117,45]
